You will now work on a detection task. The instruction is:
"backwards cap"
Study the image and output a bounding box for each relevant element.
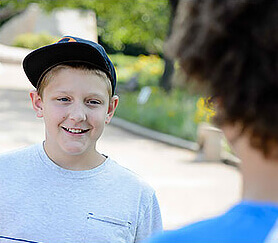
[23,36,117,95]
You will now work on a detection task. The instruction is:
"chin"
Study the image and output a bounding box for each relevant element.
[61,143,90,156]
[64,149,86,156]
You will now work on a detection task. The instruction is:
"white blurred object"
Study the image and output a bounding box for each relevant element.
[137,86,152,105]
[0,3,97,45]
[197,122,223,162]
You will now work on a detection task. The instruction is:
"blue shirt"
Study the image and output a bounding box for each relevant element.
[145,201,278,243]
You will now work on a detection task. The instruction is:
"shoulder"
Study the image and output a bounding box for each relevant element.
[146,202,278,243]
[108,158,155,191]
[0,144,40,169]
[106,158,157,205]
[145,215,232,243]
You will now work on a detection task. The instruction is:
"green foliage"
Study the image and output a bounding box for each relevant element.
[116,88,200,142]
[110,54,216,142]
[91,0,170,54]
[0,0,36,10]
[13,32,58,49]
[0,0,8,8]
[3,0,170,54]
[110,54,164,86]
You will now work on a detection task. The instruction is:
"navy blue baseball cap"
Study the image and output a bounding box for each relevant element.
[23,36,117,95]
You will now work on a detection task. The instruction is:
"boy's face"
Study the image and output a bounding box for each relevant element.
[30,68,118,161]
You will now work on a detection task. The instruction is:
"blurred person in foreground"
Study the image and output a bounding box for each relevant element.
[144,0,278,242]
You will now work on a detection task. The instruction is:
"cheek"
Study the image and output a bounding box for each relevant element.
[87,109,107,124]
[43,106,67,123]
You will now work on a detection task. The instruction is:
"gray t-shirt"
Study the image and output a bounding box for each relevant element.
[0,143,162,243]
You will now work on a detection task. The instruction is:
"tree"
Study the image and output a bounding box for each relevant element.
[0,0,170,54]
[1,0,177,90]
[0,1,24,26]
[159,0,179,92]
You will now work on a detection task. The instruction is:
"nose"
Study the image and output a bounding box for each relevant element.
[68,102,87,122]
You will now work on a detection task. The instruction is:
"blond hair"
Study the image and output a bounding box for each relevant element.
[38,64,112,99]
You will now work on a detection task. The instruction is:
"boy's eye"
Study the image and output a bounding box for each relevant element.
[87,100,101,105]
[57,97,70,102]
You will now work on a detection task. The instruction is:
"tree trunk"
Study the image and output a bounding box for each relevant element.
[0,7,22,27]
[159,0,179,92]
[159,57,174,91]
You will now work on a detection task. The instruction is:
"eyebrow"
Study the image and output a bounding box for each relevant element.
[54,91,107,99]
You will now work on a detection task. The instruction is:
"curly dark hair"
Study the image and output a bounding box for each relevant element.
[167,0,278,157]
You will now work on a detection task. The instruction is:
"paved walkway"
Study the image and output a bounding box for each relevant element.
[0,61,241,230]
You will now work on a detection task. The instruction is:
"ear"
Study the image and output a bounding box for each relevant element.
[30,90,44,118]
[105,95,119,124]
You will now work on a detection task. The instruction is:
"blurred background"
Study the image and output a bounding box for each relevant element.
[0,0,241,230]
[0,0,216,140]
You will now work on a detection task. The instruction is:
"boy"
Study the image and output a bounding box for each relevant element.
[0,36,162,243]
[145,0,278,242]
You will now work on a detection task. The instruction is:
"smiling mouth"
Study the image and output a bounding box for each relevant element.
[62,127,90,134]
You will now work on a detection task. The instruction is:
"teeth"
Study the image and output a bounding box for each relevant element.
[67,128,84,134]
[62,126,89,134]
[69,128,82,133]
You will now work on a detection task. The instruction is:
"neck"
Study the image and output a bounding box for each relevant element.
[43,141,106,171]
[233,134,278,203]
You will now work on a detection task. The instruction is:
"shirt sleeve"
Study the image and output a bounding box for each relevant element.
[134,192,163,243]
